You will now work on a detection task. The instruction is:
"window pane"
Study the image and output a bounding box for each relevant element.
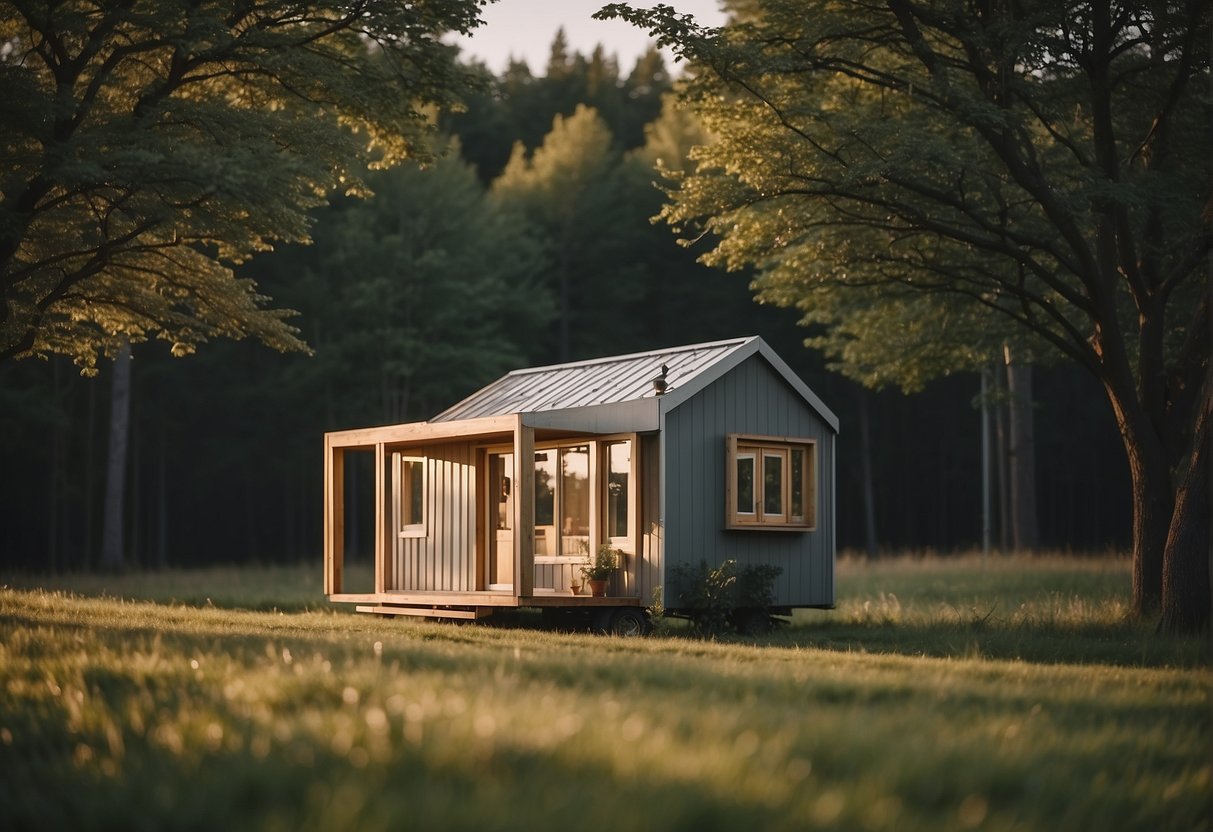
[401,458,424,527]
[790,448,804,521]
[607,441,630,539]
[491,453,512,530]
[560,445,590,554]
[409,460,424,523]
[763,453,784,516]
[534,450,555,527]
[736,454,755,514]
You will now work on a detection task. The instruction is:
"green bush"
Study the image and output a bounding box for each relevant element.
[670,560,782,637]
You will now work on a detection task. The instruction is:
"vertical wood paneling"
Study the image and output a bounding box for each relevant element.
[388,442,478,593]
[663,355,836,608]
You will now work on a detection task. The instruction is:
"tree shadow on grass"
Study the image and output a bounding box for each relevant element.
[761,617,1210,669]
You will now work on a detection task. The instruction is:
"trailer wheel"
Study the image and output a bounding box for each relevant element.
[607,607,651,637]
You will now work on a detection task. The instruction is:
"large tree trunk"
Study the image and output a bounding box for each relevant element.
[1159,382,1211,635]
[1104,376,1173,615]
[1004,346,1038,552]
[100,340,132,571]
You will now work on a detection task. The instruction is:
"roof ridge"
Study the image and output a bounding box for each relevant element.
[505,336,755,377]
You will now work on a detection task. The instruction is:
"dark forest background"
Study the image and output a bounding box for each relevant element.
[0,34,1131,571]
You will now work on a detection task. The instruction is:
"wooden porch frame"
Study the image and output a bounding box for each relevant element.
[323,415,516,597]
[512,414,535,598]
[323,414,643,607]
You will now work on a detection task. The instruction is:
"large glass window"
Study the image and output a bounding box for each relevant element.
[727,435,816,530]
[517,437,638,565]
[606,440,631,540]
[534,450,556,527]
[560,445,590,554]
[534,449,556,555]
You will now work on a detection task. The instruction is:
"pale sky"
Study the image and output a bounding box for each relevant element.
[448,0,728,75]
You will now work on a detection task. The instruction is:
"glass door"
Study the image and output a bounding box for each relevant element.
[487,452,513,589]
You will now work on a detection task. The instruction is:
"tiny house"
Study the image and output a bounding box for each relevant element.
[323,336,838,632]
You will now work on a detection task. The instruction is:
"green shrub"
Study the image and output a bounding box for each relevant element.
[671,560,782,637]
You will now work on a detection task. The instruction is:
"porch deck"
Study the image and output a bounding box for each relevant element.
[330,589,642,609]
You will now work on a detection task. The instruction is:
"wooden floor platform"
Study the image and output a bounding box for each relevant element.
[346,590,642,620]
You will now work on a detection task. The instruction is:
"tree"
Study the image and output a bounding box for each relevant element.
[492,104,639,361]
[444,36,671,182]
[0,0,485,373]
[313,147,554,424]
[599,2,1211,631]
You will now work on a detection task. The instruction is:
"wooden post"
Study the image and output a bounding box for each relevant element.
[324,440,345,595]
[513,417,534,598]
[374,442,386,594]
[627,433,641,597]
[588,439,601,567]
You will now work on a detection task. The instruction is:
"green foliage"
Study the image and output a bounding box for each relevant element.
[444,32,671,181]
[300,147,552,423]
[491,104,648,360]
[0,0,485,372]
[671,559,782,637]
[581,544,621,582]
[1,556,1208,831]
[646,585,668,631]
[596,1,1210,390]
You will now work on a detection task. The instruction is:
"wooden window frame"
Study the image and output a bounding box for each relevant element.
[601,436,639,554]
[725,434,816,531]
[395,454,427,539]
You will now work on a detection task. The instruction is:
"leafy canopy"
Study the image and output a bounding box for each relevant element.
[312,145,553,423]
[598,1,1210,395]
[0,0,485,373]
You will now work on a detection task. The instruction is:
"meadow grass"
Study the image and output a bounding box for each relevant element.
[1,555,1208,831]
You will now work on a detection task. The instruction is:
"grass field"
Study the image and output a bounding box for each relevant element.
[2,555,1209,831]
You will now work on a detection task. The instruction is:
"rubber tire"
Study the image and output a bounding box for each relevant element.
[607,607,651,637]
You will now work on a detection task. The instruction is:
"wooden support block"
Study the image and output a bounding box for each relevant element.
[355,605,490,620]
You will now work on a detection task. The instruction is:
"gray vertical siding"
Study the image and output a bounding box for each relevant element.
[393,442,478,592]
[662,355,836,607]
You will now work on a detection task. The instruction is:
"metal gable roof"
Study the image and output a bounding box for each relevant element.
[431,336,839,433]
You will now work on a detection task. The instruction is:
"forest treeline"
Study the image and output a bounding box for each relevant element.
[0,34,1130,570]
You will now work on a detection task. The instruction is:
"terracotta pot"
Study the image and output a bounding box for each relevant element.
[588,579,609,597]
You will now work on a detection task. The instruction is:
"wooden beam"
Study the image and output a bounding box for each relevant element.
[522,595,642,607]
[513,416,535,598]
[374,442,387,594]
[326,415,516,449]
[331,591,520,607]
[588,438,601,566]
[324,441,345,595]
[628,432,641,597]
[355,605,490,620]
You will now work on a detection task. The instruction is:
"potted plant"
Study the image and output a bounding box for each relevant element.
[581,544,620,597]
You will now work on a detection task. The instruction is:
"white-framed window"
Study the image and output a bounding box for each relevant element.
[398,455,426,538]
[726,434,816,530]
